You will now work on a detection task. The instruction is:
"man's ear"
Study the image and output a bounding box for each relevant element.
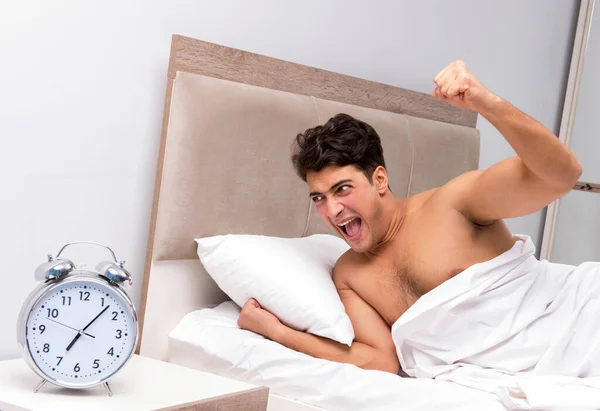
[372,166,389,195]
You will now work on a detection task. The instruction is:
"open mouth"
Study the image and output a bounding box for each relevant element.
[337,217,362,242]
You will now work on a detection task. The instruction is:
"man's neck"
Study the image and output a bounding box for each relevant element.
[368,196,407,255]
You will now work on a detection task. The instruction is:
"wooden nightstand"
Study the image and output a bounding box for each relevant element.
[0,354,268,410]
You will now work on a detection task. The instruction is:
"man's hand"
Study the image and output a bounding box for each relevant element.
[238,298,282,339]
[432,60,496,112]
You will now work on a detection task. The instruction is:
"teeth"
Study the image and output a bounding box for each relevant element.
[337,217,357,227]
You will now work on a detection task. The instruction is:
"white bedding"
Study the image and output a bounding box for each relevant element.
[393,235,600,410]
[168,302,506,411]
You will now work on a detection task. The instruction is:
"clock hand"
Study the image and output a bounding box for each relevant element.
[65,332,82,352]
[66,305,110,352]
[81,305,110,332]
[46,318,95,338]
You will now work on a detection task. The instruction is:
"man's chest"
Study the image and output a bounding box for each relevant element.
[347,257,449,327]
[363,257,456,323]
[351,213,514,325]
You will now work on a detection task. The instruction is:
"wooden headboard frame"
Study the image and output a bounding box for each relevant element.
[137,34,477,352]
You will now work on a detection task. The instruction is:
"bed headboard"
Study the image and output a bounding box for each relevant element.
[138,35,480,361]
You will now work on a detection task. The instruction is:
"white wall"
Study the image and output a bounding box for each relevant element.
[0,0,579,360]
[552,5,600,264]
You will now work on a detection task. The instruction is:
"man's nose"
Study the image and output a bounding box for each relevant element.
[326,199,344,219]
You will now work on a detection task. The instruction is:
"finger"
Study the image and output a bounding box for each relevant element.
[435,71,453,95]
[447,83,462,97]
[441,81,454,96]
[434,68,448,88]
[437,61,461,83]
[442,66,459,85]
[455,60,467,70]
[433,68,445,84]
[432,87,447,101]
[457,74,470,94]
[445,67,466,95]
[434,62,453,84]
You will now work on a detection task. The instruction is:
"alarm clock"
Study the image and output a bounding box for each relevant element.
[17,242,138,396]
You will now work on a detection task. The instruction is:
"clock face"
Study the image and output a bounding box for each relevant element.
[25,278,137,387]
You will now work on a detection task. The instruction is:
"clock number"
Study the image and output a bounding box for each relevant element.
[101,297,105,307]
[61,296,72,306]
[115,329,122,339]
[46,308,59,318]
[43,343,50,353]
[79,291,90,301]
[56,356,63,366]
[39,325,46,334]
[107,347,114,356]
[93,359,100,369]
[111,311,118,321]
[74,363,80,373]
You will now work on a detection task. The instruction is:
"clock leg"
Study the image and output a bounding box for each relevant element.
[33,379,47,393]
[104,382,113,397]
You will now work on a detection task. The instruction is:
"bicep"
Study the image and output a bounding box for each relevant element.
[337,286,395,352]
[448,157,570,223]
[332,258,399,373]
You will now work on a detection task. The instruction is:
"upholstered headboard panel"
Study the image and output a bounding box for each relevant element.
[152,72,480,261]
[138,35,479,360]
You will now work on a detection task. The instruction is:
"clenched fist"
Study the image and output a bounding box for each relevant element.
[432,61,496,112]
[238,298,282,340]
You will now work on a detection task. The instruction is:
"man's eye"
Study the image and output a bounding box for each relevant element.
[338,185,351,192]
[311,196,323,203]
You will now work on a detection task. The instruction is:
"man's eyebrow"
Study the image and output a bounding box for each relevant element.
[309,179,353,197]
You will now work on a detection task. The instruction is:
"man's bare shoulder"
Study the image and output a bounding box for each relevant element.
[332,248,365,290]
[403,187,438,211]
[430,170,492,222]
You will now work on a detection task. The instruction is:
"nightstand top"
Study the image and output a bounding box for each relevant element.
[0,354,262,411]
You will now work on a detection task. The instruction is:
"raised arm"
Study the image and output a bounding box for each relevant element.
[432,61,582,223]
[237,257,399,374]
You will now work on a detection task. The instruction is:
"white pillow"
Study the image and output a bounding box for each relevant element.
[195,234,354,345]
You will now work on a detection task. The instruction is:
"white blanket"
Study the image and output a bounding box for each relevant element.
[169,301,507,411]
[392,235,600,410]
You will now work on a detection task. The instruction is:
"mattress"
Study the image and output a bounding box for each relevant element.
[168,302,507,411]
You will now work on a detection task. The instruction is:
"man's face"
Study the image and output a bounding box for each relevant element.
[306,165,384,253]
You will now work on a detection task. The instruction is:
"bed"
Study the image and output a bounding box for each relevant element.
[136,35,505,410]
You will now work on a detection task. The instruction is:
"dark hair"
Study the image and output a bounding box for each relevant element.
[291,113,386,182]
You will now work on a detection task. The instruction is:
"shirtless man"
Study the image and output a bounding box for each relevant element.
[237,61,582,374]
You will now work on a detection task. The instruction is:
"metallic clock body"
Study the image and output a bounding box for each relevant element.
[17,242,138,393]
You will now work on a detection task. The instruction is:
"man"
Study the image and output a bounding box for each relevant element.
[237,61,582,374]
